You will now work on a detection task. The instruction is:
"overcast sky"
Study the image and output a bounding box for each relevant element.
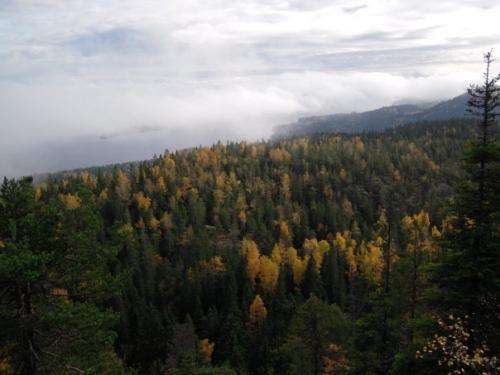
[1,0,499,177]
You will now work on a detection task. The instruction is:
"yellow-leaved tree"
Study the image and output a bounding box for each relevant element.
[115,168,130,202]
[242,239,260,284]
[248,294,267,330]
[59,193,81,210]
[303,238,330,269]
[199,338,215,364]
[210,255,225,273]
[133,192,151,211]
[258,256,279,292]
[401,210,439,343]
[284,247,308,287]
[358,236,384,284]
[271,243,283,265]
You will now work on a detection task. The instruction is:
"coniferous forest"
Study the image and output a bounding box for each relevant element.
[1,57,499,374]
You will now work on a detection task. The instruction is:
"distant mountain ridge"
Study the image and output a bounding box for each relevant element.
[272,93,469,139]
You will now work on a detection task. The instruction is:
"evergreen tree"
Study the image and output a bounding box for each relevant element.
[428,51,500,352]
[281,296,349,375]
[0,178,123,374]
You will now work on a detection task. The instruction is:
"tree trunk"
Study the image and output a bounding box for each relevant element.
[18,283,37,375]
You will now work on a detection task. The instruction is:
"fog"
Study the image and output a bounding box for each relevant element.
[1,0,499,177]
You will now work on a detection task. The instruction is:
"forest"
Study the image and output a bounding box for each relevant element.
[0,59,499,374]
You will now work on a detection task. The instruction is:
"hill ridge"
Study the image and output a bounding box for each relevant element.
[272,93,469,139]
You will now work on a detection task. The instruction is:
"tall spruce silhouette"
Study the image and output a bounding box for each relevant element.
[429,51,500,352]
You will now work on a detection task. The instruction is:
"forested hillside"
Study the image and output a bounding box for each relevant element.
[272,93,468,139]
[2,113,498,374]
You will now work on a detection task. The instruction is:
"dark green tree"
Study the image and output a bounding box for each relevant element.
[281,296,349,375]
[0,178,123,374]
[428,51,500,352]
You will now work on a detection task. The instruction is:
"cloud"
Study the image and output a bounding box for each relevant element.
[343,4,367,14]
[0,0,499,177]
[66,27,157,56]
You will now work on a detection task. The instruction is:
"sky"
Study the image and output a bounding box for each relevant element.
[1,0,500,177]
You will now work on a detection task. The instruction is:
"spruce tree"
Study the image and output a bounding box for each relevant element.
[0,178,122,374]
[428,51,500,351]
